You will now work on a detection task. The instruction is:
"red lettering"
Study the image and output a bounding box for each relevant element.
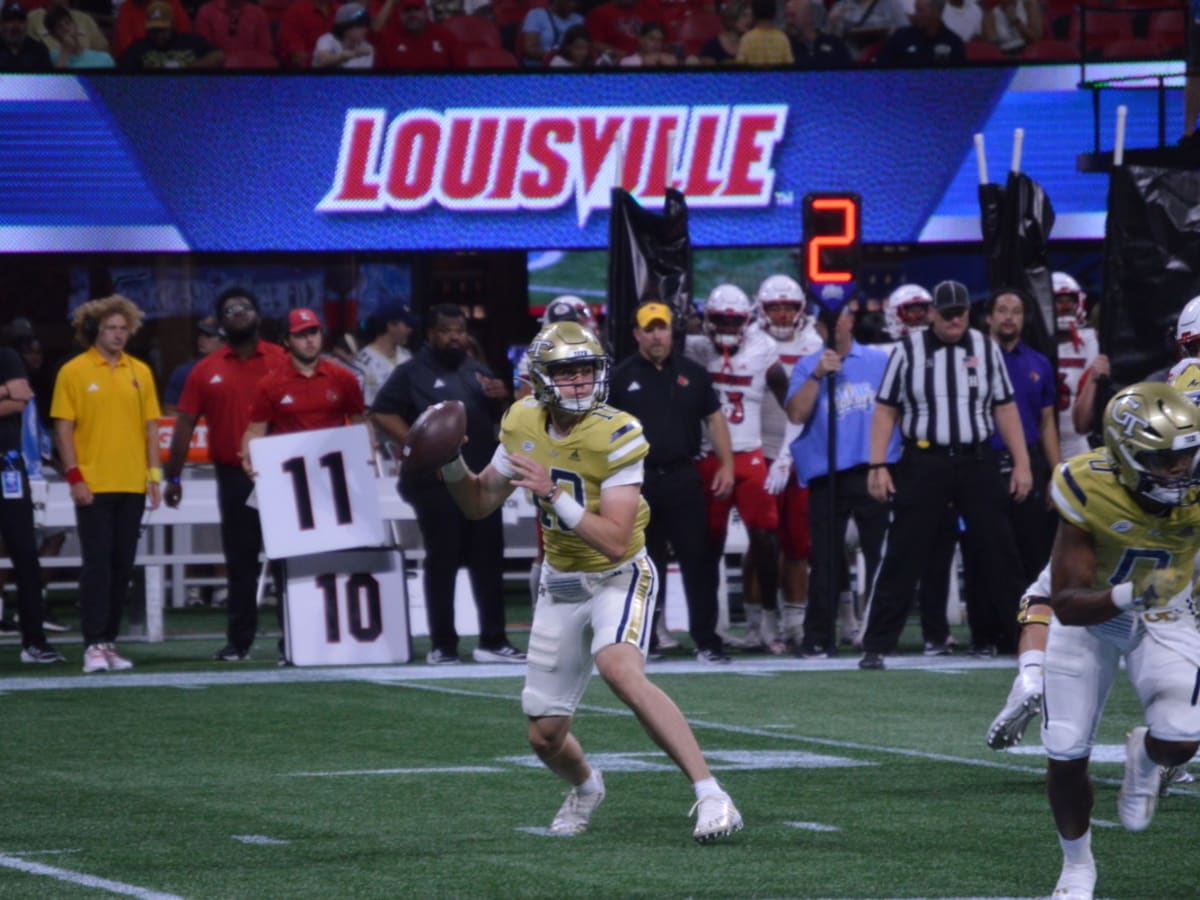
[520,118,574,200]
[332,115,382,203]
[386,118,440,202]
[442,117,499,201]
[622,117,651,191]
[683,114,723,197]
[578,118,624,195]
[724,114,776,197]
[489,117,525,200]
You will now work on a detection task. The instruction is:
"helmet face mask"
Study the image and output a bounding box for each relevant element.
[1103,383,1200,507]
[1175,295,1200,358]
[755,274,806,340]
[1052,272,1085,333]
[528,321,609,415]
[704,284,753,351]
[884,284,933,339]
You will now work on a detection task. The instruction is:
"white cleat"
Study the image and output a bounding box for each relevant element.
[1052,859,1096,900]
[1118,726,1159,832]
[1158,764,1195,798]
[549,773,605,836]
[986,677,1041,750]
[689,792,744,844]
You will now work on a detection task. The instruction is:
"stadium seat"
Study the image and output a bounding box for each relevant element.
[1022,38,1081,61]
[441,14,503,49]
[676,11,722,59]
[1100,36,1168,60]
[223,49,280,69]
[259,0,293,27]
[1067,8,1135,56]
[1146,9,1185,52]
[460,45,521,68]
[965,40,1004,61]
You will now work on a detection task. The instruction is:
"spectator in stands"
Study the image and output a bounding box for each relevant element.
[120,0,224,67]
[28,0,109,57]
[112,0,193,59]
[354,302,414,408]
[548,21,591,64]
[194,0,274,58]
[165,288,289,663]
[51,296,163,675]
[620,19,677,64]
[371,303,526,666]
[979,0,1039,54]
[697,0,750,64]
[826,0,906,59]
[314,1,375,66]
[520,0,582,65]
[785,0,850,66]
[586,0,657,63]
[875,0,964,65]
[44,3,114,65]
[278,0,338,67]
[163,317,222,415]
[0,1,52,69]
[375,0,455,68]
[736,0,792,63]
[940,0,981,43]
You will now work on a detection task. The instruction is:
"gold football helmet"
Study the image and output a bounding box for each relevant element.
[527,321,609,414]
[1103,382,1200,507]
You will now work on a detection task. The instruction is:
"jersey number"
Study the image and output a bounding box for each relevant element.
[724,391,745,425]
[1107,548,1173,586]
[538,468,584,532]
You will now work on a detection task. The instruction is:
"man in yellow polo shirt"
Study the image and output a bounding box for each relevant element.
[51,295,162,674]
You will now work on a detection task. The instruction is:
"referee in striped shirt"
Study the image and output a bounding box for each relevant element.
[858,280,1031,670]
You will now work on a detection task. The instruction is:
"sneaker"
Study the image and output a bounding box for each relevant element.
[1052,859,1096,900]
[1119,726,1160,832]
[986,677,1041,750]
[655,617,681,651]
[923,641,952,657]
[101,643,134,671]
[695,648,732,665]
[765,638,787,656]
[968,644,998,658]
[20,643,65,664]
[549,772,605,835]
[42,611,68,633]
[185,586,206,608]
[211,587,229,608]
[690,791,743,843]
[796,644,836,659]
[1159,764,1195,798]
[472,644,526,664]
[646,647,666,662]
[858,652,885,670]
[0,618,18,637]
[213,644,250,662]
[82,644,110,673]
[426,648,462,665]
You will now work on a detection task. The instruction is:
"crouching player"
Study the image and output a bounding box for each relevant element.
[1043,382,1200,900]
[440,321,743,843]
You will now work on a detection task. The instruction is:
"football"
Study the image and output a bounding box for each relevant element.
[402,400,467,474]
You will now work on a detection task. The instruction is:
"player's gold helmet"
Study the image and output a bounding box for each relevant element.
[527,321,609,414]
[1103,382,1200,507]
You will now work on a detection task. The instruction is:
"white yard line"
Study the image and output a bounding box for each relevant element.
[0,853,186,899]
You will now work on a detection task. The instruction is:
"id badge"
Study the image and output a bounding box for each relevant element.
[2,469,22,500]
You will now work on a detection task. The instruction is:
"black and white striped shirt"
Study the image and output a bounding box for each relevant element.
[877,328,1014,446]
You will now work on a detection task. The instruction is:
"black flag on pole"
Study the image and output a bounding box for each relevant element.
[606,187,693,362]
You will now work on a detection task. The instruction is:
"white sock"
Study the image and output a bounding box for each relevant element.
[1019,649,1045,693]
[577,768,604,795]
[1059,830,1093,866]
[693,777,722,800]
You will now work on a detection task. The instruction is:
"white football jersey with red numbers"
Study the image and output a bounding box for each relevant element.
[757,321,823,459]
[686,329,781,453]
[1057,326,1099,460]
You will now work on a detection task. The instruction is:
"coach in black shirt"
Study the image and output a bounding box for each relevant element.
[858,281,1029,669]
[609,302,735,664]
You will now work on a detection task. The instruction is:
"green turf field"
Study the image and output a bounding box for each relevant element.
[0,602,1195,900]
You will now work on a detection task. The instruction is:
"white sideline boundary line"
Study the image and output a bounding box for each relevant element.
[0,853,186,899]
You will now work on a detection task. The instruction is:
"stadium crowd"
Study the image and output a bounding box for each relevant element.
[0,0,1186,70]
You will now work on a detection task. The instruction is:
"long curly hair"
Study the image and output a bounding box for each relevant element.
[72,295,145,347]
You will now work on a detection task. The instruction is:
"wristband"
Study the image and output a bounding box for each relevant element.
[147,466,163,484]
[166,475,181,485]
[440,455,469,483]
[1110,582,1136,611]
[65,466,84,486]
[868,462,888,471]
[551,491,585,529]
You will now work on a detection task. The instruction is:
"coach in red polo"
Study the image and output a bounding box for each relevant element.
[164,287,288,662]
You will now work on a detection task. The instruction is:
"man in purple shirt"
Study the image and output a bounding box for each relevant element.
[986,288,1060,584]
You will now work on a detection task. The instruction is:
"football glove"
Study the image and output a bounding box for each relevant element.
[764,456,792,495]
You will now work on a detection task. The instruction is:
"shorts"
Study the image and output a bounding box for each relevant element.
[770,458,810,561]
[521,552,657,719]
[696,450,779,549]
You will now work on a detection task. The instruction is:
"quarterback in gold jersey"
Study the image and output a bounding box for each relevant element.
[441,321,742,844]
[1044,382,1200,900]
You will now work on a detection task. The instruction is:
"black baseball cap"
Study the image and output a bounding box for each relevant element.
[931,280,970,313]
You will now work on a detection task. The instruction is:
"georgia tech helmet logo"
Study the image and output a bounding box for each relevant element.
[1111,397,1150,436]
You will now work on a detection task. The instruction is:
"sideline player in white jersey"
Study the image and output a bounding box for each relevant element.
[750,274,823,648]
[1042,381,1200,900]
[881,282,934,348]
[685,284,790,650]
[1053,272,1105,459]
[440,321,743,843]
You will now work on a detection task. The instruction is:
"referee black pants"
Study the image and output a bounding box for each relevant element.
[643,465,722,653]
[402,480,508,656]
[862,446,1023,656]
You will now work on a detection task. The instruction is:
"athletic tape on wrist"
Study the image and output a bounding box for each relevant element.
[551,491,585,529]
[1110,582,1135,611]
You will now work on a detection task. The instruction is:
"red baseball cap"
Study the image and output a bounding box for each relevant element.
[288,308,321,334]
